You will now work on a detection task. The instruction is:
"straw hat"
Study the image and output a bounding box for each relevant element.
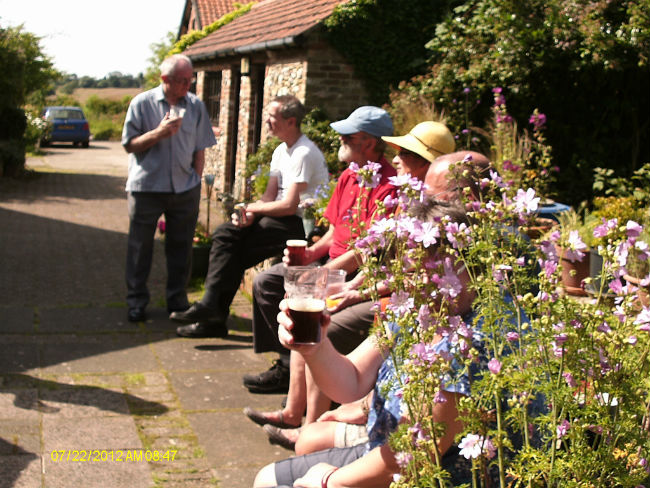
[382,121,455,163]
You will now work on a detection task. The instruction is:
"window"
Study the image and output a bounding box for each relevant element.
[205,71,222,124]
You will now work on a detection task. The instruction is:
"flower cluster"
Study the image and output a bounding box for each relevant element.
[355,159,650,487]
[490,88,559,201]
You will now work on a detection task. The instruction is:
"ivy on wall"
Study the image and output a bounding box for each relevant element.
[323,0,456,105]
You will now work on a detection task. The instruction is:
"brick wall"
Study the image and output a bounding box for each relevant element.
[191,29,370,198]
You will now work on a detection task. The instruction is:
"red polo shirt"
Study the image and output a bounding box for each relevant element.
[323,157,398,259]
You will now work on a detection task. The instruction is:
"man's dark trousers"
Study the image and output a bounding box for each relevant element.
[126,186,201,311]
[200,215,305,325]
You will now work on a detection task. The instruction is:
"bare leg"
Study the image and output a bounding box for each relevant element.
[250,351,306,427]
[304,362,333,423]
[295,421,339,456]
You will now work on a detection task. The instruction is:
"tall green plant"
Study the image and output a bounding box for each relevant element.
[391,0,650,206]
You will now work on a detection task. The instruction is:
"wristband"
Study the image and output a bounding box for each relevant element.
[321,467,338,488]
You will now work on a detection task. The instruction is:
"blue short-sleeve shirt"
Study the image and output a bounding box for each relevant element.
[122,85,217,193]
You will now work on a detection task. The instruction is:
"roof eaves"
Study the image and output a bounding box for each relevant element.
[188,35,302,62]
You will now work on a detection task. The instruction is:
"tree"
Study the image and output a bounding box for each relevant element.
[0,24,59,176]
[143,31,177,90]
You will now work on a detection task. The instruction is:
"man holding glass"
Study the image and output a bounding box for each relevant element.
[122,54,216,323]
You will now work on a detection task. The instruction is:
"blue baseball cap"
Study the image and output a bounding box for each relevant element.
[330,106,393,137]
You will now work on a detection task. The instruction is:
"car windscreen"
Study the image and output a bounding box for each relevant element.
[49,109,84,120]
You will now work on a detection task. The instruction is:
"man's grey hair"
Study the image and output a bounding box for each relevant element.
[272,95,307,126]
[160,55,193,77]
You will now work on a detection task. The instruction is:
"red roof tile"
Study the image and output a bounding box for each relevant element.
[194,0,238,26]
[184,0,346,59]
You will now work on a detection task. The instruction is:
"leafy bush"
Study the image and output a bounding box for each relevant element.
[243,108,343,201]
[390,0,650,206]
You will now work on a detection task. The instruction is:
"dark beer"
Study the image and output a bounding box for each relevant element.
[288,298,325,344]
[286,239,307,266]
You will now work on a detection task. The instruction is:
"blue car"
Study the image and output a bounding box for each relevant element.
[41,106,91,147]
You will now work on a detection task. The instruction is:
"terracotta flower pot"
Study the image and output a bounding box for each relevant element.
[525,217,558,239]
[623,273,650,308]
[555,244,590,296]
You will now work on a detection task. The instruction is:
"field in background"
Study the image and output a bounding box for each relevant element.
[72,87,142,104]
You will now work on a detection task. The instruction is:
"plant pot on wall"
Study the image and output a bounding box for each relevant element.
[556,245,589,296]
[623,274,650,308]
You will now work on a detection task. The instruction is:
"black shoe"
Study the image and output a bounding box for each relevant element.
[169,302,217,323]
[128,307,146,322]
[243,360,290,393]
[167,303,190,314]
[176,321,228,338]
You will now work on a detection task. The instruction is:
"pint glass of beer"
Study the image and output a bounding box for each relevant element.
[286,239,308,266]
[325,269,346,309]
[284,266,328,344]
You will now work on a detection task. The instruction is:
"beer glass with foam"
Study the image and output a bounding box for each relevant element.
[284,266,328,344]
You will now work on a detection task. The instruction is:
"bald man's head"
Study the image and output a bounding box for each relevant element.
[424,151,491,201]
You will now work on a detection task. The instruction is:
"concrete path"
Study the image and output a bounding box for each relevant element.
[0,142,289,488]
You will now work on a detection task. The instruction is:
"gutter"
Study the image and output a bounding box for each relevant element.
[188,35,301,62]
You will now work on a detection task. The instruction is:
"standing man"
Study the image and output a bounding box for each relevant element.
[243,106,398,394]
[122,54,217,323]
[171,95,329,338]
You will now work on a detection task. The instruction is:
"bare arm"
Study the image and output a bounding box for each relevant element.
[277,300,383,404]
[124,112,182,154]
[193,149,205,178]
[245,179,306,217]
[293,444,397,488]
[295,391,465,488]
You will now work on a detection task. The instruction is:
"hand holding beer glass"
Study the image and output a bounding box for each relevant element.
[286,239,308,266]
[284,266,328,345]
[325,269,346,310]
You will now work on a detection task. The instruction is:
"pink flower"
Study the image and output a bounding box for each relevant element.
[564,231,587,262]
[506,332,520,342]
[635,307,650,331]
[557,419,570,439]
[514,188,540,214]
[627,220,643,238]
[459,434,496,459]
[488,358,502,374]
[563,372,577,387]
[529,111,547,130]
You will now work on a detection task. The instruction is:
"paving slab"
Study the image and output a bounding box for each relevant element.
[0,308,35,333]
[43,456,152,488]
[152,335,265,372]
[38,307,140,333]
[39,340,160,374]
[188,411,290,488]
[0,454,41,488]
[0,153,301,487]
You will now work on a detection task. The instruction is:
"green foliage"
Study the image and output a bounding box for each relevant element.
[593,163,650,208]
[323,0,455,105]
[243,108,343,201]
[301,108,343,176]
[391,0,650,206]
[0,24,59,175]
[144,31,177,90]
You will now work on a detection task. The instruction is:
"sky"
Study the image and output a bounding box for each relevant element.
[1,0,186,79]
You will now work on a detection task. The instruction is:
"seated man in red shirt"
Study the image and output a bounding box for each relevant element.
[243,106,398,394]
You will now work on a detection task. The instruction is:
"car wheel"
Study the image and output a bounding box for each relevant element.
[82,141,89,148]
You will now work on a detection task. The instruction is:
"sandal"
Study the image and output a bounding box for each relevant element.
[263,425,300,451]
[243,407,300,429]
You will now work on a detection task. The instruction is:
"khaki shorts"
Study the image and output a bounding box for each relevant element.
[333,422,369,448]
